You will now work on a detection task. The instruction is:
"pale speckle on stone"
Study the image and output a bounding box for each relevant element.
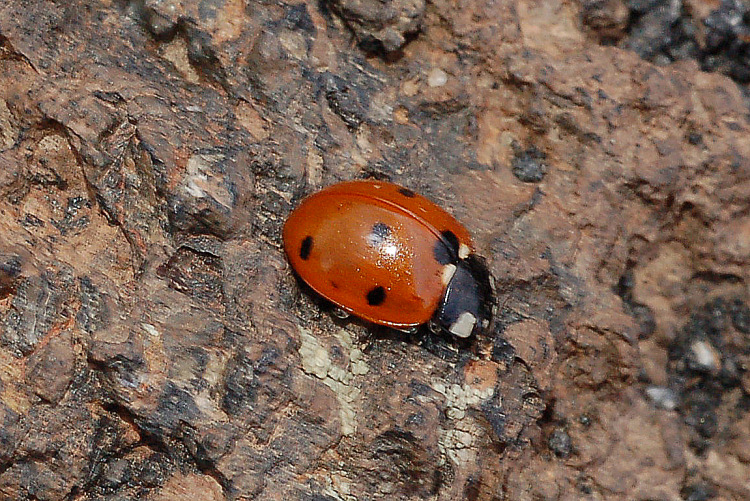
[690,340,721,372]
[645,386,678,411]
[183,153,232,208]
[141,323,160,338]
[297,328,371,436]
[299,328,332,380]
[446,406,466,420]
[433,380,495,466]
[427,68,448,87]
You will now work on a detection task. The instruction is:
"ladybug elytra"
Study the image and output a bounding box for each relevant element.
[283,180,493,338]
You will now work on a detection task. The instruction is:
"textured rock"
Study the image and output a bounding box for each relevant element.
[326,0,426,53]
[1,0,749,499]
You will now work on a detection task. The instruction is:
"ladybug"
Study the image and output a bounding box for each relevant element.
[283,180,494,338]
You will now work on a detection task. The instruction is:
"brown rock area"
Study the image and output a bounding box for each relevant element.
[0,0,749,499]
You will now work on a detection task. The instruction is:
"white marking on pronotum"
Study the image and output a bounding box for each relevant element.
[450,312,476,338]
[458,243,470,260]
[441,264,457,285]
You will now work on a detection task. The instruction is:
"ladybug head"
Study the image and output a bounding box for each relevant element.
[433,254,495,338]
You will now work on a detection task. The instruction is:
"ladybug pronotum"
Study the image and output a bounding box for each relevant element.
[283,180,494,338]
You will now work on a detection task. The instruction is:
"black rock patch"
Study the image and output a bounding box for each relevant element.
[511,145,548,183]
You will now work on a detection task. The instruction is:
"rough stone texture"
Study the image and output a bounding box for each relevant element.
[0,0,749,500]
[326,0,426,53]
[583,0,750,88]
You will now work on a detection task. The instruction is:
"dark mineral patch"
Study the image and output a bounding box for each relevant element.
[667,297,750,453]
[511,145,548,183]
[584,0,750,88]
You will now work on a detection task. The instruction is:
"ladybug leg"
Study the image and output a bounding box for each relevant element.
[398,326,419,335]
[428,319,441,334]
[331,307,350,320]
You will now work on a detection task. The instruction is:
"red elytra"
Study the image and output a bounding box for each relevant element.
[283,180,492,337]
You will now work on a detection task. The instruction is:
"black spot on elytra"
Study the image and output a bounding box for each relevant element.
[368,222,391,247]
[398,187,416,197]
[330,281,339,289]
[433,230,460,265]
[300,236,313,260]
[366,286,386,306]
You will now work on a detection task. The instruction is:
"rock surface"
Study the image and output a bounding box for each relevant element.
[1,0,749,499]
